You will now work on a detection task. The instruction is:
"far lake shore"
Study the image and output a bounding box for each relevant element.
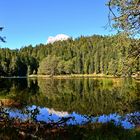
[29,73,140,79]
[28,73,116,79]
[0,73,140,80]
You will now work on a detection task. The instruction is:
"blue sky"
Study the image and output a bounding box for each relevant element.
[0,0,115,49]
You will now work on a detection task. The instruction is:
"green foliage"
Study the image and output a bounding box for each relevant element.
[107,0,140,34]
[38,55,60,75]
[0,34,139,77]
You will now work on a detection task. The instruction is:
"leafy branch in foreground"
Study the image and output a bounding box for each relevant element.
[0,27,6,43]
[107,0,140,35]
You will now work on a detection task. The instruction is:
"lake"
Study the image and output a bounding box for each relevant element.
[0,78,140,129]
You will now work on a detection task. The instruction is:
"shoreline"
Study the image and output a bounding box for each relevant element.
[0,73,139,80]
[28,74,118,79]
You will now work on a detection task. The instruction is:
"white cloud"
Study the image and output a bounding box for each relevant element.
[47,34,70,44]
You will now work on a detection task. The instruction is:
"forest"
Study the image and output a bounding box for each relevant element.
[0,0,140,139]
[0,33,139,77]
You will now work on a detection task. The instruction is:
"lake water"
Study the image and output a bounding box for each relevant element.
[0,78,140,129]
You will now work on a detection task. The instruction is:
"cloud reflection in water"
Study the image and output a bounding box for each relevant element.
[7,105,140,129]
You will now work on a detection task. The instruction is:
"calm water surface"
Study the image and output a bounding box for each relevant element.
[0,78,140,129]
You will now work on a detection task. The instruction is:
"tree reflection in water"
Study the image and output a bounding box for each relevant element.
[0,78,140,129]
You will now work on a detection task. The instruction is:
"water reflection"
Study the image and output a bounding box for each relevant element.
[0,78,140,129]
[7,105,140,129]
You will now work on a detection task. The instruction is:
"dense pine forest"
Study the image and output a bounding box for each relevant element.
[0,33,140,77]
